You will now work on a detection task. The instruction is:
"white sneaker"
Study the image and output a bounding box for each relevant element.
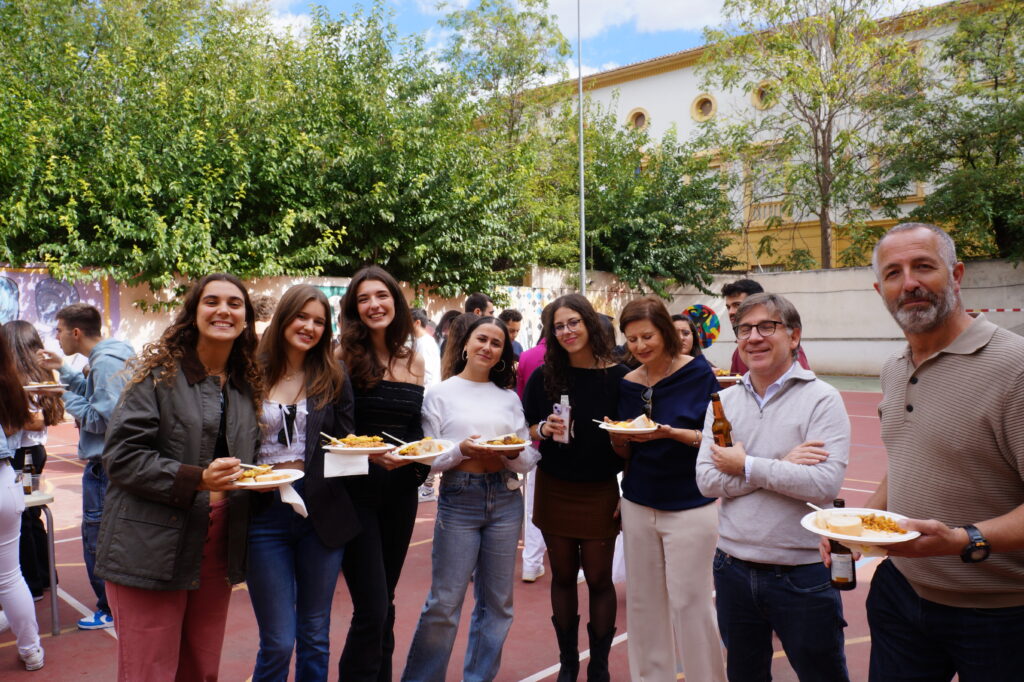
[522,565,545,582]
[0,610,9,633]
[20,645,44,671]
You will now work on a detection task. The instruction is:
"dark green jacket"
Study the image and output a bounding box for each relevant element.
[95,355,260,590]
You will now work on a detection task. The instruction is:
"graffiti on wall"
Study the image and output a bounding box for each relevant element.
[0,267,119,339]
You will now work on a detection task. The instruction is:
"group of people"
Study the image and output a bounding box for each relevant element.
[0,221,1021,681]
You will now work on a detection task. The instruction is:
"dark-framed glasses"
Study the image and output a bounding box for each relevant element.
[277,403,298,445]
[733,320,786,340]
[641,386,654,417]
[553,318,584,336]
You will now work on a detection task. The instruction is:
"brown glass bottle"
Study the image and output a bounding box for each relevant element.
[710,393,733,447]
[829,498,856,590]
[22,459,33,495]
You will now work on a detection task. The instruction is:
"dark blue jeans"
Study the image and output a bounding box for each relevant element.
[82,458,109,614]
[867,558,1024,682]
[713,549,849,682]
[247,481,345,681]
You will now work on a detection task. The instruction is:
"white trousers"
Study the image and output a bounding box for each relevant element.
[0,462,41,656]
[521,470,546,571]
[621,498,725,682]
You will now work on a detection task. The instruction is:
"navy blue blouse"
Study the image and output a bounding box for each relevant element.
[618,354,720,511]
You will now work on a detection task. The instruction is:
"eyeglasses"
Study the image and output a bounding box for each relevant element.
[641,386,653,418]
[733,320,786,340]
[553,318,584,336]
[277,403,298,446]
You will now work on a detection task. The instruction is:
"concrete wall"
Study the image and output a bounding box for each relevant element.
[6,259,1022,376]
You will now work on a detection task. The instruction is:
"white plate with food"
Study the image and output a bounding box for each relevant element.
[394,438,453,463]
[473,434,528,451]
[800,508,920,548]
[322,434,396,456]
[599,415,659,434]
[234,467,304,490]
[23,382,68,391]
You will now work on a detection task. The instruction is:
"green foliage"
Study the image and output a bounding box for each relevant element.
[699,0,926,268]
[870,0,1024,263]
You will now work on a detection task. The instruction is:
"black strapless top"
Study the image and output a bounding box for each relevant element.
[344,380,427,507]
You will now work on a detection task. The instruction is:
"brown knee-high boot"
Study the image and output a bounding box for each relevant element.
[586,623,616,682]
[552,615,580,682]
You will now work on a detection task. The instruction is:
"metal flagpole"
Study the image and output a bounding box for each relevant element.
[577,0,586,296]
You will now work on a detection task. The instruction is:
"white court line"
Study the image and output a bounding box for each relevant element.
[57,587,118,640]
[840,486,876,493]
[517,632,629,682]
[55,536,81,544]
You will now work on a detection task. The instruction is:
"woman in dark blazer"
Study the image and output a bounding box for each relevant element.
[246,284,360,681]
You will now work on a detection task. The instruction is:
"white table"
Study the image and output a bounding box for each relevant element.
[23,491,59,636]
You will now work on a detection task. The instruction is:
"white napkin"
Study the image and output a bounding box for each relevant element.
[279,483,308,517]
[324,452,369,478]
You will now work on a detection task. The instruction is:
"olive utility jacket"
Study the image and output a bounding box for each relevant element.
[95,356,260,591]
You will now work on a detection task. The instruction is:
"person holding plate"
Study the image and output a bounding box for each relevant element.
[402,316,538,682]
[695,293,851,681]
[247,284,360,680]
[95,273,262,681]
[522,294,626,681]
[610,295,726,682]
[336,265,428,681]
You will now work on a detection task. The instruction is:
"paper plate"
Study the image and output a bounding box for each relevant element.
[800,508,920,548]
[234,468,304,490]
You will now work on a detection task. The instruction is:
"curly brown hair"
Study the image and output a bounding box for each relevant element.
[128,273,264,411]
[541,294,615,401]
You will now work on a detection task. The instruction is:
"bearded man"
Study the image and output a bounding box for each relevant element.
[849,222,1024,681]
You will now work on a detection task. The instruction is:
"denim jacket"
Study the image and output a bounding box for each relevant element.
[59,338,134,460]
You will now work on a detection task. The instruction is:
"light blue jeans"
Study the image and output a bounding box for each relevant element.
[401,470,524,682]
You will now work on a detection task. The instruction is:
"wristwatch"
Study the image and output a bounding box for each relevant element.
[959,524,991,563]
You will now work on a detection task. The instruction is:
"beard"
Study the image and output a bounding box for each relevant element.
[886,279,959,334]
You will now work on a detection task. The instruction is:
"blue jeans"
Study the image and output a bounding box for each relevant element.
[247,480,345,682]
[401,471,523,682]
[867,558,1024,682]
[82,458,109,614]
[713,549,849,682]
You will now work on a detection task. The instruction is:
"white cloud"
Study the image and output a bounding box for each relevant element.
[564,58,620,79]
[268,10,313,36]
[547,0,726,41]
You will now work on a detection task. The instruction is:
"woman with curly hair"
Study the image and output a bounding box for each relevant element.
[247,284,360,680]
[521,294,627,681]
[336,266,428,680]
[95,273,264,682]
[2,321,64,600]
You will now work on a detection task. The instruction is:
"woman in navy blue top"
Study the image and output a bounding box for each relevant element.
[610,296,726,682]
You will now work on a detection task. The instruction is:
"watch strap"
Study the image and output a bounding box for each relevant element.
[960,524,990,563]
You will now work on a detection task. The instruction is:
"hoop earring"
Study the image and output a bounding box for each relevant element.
[495,360,506,372]
[462,350,468,361]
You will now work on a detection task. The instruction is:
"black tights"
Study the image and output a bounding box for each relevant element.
[543,533,617,635]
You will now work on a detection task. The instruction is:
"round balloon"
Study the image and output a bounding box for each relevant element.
[684,304,721,349]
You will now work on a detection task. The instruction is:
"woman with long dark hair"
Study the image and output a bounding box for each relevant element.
[95,273,263,681]
[0,330,43,670]
[671,313,704,358]
[336,265,427,680]
[402,316,538,682]
[611,296,725,682]
[2,321,63,600]
[521,294,626,681]
[247,284,360,680]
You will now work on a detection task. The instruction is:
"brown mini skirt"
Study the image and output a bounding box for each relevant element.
[532,468,620,540]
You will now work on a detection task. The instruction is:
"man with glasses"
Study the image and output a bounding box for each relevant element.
[38,303,134,631]
[696,293,851,681]
[722,279,810,375]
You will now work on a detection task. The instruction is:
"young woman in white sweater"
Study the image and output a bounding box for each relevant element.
[401,316,538,682]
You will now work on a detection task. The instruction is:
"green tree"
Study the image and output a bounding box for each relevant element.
[700,0,926,268]
[542,99,737,295]
[871,0,1024,262]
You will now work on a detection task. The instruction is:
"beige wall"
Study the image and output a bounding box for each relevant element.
[107,259,1024,377]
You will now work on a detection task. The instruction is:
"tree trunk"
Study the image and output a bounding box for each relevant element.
[819,213,832,269]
